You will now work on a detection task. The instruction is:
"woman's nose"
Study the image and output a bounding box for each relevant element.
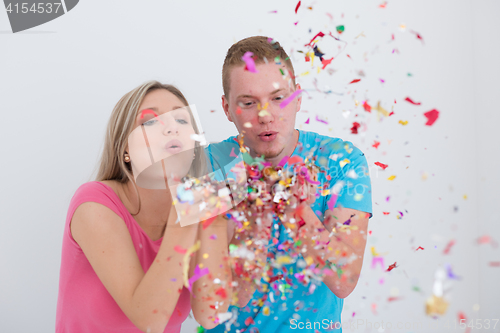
[162,119,179,135]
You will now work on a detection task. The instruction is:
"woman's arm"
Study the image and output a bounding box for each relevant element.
[71,202,198,333]
[189,215,232,329]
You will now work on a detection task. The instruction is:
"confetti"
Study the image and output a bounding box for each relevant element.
[399,120,408,126]
[443,240,455,255]
[315,115,328,124]
[374,162,388,170]
[336,25,345,34]
[280,89,304,109]
[372,141,380,149]
[295,1,301,13]
[350,122,361,134]
[405,97,421,105]
[387,175,396,181]
[174,245,187,254]
[348,79,361,84]
[139,109,165,125]
[242,51,258,73]
[387,262,397,271]
[188,265,210,291]
[416,246,424,251]
[424,109,439,126]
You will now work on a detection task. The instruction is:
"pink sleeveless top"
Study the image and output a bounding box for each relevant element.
[56,181,191,333]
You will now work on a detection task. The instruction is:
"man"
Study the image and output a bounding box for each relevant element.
[206,36,372,332]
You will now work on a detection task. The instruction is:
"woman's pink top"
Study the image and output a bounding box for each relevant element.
[56,181,191,333]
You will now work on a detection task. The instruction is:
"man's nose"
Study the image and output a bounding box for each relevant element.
[258,104,274,124]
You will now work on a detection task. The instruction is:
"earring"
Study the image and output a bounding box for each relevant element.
[124,153,131,163]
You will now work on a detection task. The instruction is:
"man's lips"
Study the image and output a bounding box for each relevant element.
[164,139,183,154]
[258,131,278,142]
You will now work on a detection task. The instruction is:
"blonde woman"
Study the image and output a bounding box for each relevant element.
[56,81,231,333]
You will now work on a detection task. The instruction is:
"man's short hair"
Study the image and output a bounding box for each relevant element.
[222,36,296,98]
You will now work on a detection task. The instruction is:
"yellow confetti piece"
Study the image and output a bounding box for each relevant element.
[183,240,201,289]
[399,120,408,126]
[463,195,467,199]
[300,71,310,77]
[203,253,209,259]
[399,24,406,32]
[322,189,330,196]
[276,256,292,265]
[339,158,351,168]
[371,246,379,256]
[305,256,314,266]
[425,295,448,316]
[374,101,389,117]
[354,193,363,201]
[263,306,270,316]
[387,175,396,181]
[256,198,264,206]
[344,143,353,154]
[243,122,252,128]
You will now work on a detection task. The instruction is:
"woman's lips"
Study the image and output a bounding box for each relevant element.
[164,139,183,154]
[258,131,278,142]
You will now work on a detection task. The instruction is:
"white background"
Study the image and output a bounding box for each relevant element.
[0,0,499,332]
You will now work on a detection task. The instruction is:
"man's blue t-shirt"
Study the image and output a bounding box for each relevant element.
[204,130,373,333]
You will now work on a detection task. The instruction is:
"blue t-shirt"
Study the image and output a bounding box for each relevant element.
[204,130,373,333]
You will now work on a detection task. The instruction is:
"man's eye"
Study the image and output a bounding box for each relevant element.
[274,96,284,100]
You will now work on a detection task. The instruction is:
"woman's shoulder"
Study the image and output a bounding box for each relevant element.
[70,180,126,215]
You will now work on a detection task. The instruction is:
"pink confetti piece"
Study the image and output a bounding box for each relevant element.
[242,51,258,73]
[209,234,218,240]
[230,147,238,158]
[327,194,338,211]
[371,257,385,269]
[280,89,304,109]
[174,245,187,254]
[278,156,289,167]
[188,265,209,291]
[305,118,310,124]
[315,115,328,124]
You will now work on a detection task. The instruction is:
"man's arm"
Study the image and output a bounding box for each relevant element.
[295,204,369,298]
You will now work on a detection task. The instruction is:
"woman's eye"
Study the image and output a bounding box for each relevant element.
[176,119,188,125]
[143,119,157,126]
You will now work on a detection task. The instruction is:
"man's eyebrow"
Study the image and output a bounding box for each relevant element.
[236,89,286,99]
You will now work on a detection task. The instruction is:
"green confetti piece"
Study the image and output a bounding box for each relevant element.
[407,73,413,77]
[336,25,345,34]
[197,326,205,333]
[229,244,238,253]
[279,68,285,75]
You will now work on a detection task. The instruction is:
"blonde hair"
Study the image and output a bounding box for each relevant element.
[94,80,207,215]
[222,36,296,98]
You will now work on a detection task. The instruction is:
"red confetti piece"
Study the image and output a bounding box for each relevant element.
[416,246,424,251]
[174,245,187,254]
[321,57,334,69]
[374,162,388,170]
[288,155,303,165]
[387,262,397,271]
[363,101,372,112]
[346,54,352,60]
[489,261,500,267]
[411,30,424,43]
[140,109,165,125]
[405,97,421,105]
[236,106,242,114]
[305,32,325,47]
[443,239,455,255]
[350,122,361,134]
[215,287,227,299]
[295,1,301,14]
[382,212,390,215]
[424,109,439,126]
[387,297,402,302]
[349,79,361,84]
[202,215,217,230]
[372,141,380,149]
[245,317,255,326]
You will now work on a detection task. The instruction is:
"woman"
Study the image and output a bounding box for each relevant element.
[56,81,231,333]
